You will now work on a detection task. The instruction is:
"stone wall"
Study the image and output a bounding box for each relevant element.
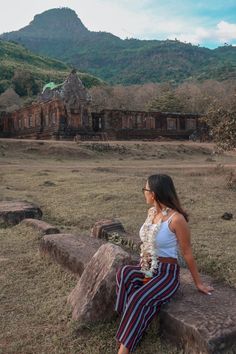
[0,106,201,141]
[0,99,92,139]
[92,109,201,140]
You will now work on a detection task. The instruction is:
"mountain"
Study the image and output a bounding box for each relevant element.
[1,7,236,85]
[0,39,103,95]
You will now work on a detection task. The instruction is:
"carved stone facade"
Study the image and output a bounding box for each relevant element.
[0,71,92,139]
[92,110,200,139]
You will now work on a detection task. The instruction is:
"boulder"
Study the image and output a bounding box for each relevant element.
[21,218,60,236]
[67,243,132,324]
[160,269,236,353]
[0,201,42,226]
[39,233,104,275]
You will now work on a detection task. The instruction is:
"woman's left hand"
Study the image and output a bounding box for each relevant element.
[196,283,214,295]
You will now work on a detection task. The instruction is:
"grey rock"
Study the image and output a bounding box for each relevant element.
[221,212,233,220]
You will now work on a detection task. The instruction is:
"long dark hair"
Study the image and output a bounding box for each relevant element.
[148,174,189,222]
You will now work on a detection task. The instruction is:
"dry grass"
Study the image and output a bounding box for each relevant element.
[0,139,236,353]
[0,224,177,354]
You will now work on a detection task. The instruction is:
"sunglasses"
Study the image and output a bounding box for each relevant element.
[142,187,151,193]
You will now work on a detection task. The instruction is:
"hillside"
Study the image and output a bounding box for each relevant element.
[0,39,103,95]
[1,7,236,85]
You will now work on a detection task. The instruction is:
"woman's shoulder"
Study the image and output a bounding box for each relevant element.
[170,211,187,225]
[147,207,156,216]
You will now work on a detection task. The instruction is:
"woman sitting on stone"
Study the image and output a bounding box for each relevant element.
[115,174,214,354]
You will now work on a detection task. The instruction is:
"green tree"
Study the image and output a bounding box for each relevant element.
[12,69,40,97]
[147,90,184,112]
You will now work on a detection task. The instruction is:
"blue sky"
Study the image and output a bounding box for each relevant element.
[0,0,236,48]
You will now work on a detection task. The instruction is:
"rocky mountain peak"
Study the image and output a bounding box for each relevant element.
[3,7,89,39]
[32,7,88,32]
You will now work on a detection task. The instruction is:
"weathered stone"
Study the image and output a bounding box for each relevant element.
[67,243,131,325]
[39,233,104,275]
[91,218,125,239]
[0,70,92,140]
[0,201,42,226]
[21,218,60,236]
[221,212,233,220]
[160,269,236,353]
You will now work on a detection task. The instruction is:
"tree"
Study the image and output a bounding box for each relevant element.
[202,103,236,151]
[12,69,40,97]
[147,90,184,112]
[0,88,21,112]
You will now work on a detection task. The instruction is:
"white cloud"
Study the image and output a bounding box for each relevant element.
[169,21,236,46]
[216,21,236,42]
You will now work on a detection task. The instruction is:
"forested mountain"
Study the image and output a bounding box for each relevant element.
[0,39,103,96]
[1,7,236,85]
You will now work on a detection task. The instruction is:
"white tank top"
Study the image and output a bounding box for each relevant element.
[139,211,178,258]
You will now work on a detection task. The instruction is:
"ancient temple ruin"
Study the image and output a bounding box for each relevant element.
[0,71,202,140]
[0,70,92,139]
[92,109,200,140]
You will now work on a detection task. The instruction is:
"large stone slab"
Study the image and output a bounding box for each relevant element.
[67,243,132,325]
[160,269,236,353]
[0,201,42,226]
[39,233,104,275]
[21,218,60,236]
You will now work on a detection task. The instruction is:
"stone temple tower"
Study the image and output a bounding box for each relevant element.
[40,69,92,135]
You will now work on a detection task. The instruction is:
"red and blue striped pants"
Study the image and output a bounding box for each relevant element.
[115,262,180,352]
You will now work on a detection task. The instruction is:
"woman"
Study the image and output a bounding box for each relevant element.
[115,174,214,354]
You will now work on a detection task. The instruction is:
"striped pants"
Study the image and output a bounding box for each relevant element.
[115,262,180,352]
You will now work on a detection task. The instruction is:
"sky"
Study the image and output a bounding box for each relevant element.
[0,0,236,48]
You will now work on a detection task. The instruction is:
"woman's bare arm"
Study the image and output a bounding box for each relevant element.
[171,215,214,295]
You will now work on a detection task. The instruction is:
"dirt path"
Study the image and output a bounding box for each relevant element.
[1,161,236,170]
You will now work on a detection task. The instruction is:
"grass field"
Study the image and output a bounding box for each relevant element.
[0,139,236,354]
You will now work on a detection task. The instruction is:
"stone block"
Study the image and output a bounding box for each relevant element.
[90,218,125,239]
[39,233,104,275]
[67,243,132,325]
[0,201,42,226]
[160,269,236,353]
[21,218,60,235]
